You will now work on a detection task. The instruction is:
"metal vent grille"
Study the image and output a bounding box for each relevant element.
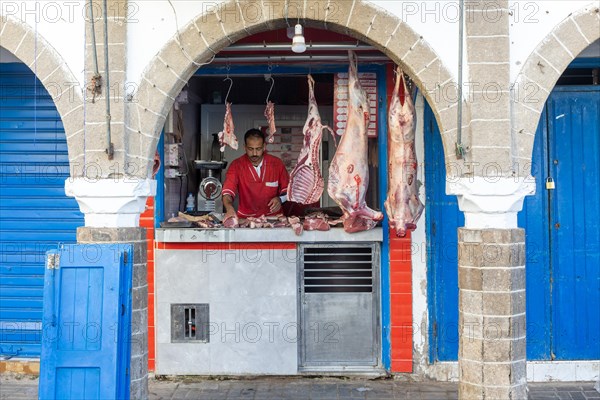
[302,245,375,293]
[171,304,209,343]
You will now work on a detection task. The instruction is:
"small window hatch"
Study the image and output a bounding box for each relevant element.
[171,304,209,343]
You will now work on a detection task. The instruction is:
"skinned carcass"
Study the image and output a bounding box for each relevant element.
[327,51,383,233]
[384,67,424,237]
[264,101,276,143]
[288,75,334,204]
[218,102,239,151]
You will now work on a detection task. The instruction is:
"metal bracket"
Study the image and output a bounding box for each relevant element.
[45,253,60,270]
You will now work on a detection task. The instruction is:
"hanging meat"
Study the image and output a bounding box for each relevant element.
[327,51,383,233]
[264,101,276,143]
[384,67,424,237]
[287,75,334,205]
[218,102,238,151]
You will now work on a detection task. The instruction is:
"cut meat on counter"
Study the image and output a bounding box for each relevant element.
[288,75,333,205]
[327,51,383,233]
[384,67,424,237]
[303,212,330,231]
[218,102,239,151]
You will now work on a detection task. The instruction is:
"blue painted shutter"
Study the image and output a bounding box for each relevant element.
[0,63,84,357]
[39,244,132,400]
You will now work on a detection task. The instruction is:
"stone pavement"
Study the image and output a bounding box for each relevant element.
[0,375,599,399]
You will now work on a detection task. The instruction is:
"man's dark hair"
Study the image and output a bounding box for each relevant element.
[244,128,265,145]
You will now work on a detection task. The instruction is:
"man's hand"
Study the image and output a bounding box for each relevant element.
[224,209,237,220]
[223,194,236,219]
[268,196,282,214]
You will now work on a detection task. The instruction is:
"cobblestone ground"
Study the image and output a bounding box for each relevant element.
[1,376,599,399]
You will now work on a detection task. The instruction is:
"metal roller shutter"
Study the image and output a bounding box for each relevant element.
[0,63,83,358]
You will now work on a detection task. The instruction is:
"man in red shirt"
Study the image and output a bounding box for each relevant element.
[222,129,289,219]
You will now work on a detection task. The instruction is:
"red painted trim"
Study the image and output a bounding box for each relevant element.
[141,198,156,372]
[157,242,297,250]
[389,229,414,373]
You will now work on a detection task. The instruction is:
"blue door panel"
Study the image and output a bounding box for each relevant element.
[0,63,84,358]
[55,368,101,399]
[547,89,600,360]
[39,244,132,400]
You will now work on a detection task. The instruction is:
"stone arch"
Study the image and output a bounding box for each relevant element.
[131,0,460,177]
[0,16,85,166]
[513,3,600,168]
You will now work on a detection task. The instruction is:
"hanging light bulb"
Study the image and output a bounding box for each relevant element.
[291,23,306,53]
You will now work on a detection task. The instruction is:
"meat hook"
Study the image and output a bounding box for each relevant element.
[266,75,275,104]
[223,76,233,103]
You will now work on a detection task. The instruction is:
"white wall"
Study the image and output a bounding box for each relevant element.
[3,1,595,90]
[1,0,85,85]
[509,0,597,80]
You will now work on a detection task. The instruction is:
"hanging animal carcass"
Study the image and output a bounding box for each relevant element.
[218,102,239,151]
[288,75,333,205]
[327,51,383,233]
[384,67,424,236]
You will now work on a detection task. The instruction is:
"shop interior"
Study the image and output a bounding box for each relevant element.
[158,28,393,226]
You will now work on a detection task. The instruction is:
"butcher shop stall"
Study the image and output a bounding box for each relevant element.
[152,28,420,375]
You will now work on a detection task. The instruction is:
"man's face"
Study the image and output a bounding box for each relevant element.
[245,136,265,166]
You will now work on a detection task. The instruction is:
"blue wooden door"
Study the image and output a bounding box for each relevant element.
[39,244,132,400]
[546,88,600,359]
[424,108,464,361]
[426,86,600,361]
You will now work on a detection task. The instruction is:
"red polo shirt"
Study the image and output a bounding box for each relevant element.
[222,153,289,218]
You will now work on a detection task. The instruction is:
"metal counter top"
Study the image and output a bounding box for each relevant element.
[156,227,383,243]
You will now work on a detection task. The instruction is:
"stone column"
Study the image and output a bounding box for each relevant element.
[66,177,155,399]
[458,228,526,399]
[448,178,534,399]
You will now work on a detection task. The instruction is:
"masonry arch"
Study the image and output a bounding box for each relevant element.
[132,0,459,178]
[0,16,84,164]
[512,3,600,167]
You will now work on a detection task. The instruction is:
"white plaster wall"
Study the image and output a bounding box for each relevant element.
[127,0,463,87]
[126,0,210,86]
[3,1,594,90]
[410,92,430,376]
[1,0,85,86]
[509,0,597,80]
[155,247,298,375]
[369,0,460,83]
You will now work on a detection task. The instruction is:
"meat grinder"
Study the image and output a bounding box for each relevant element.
[193,160,227,213]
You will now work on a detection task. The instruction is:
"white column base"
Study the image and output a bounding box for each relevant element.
[65,178,157,228]
[447,177,536,229]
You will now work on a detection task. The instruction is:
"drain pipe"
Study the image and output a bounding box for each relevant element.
[103,0,114,160]
[456,0,465,159]
[88,0,100,79]
[88,0,101,98]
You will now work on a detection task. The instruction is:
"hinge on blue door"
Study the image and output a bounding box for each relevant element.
[433,322,438,337]
[124,251,128,264]
[45,253,60,269]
